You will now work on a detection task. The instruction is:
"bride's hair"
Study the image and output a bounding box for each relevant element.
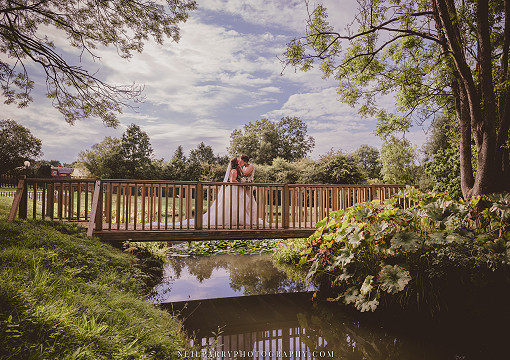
[230,157,242,175]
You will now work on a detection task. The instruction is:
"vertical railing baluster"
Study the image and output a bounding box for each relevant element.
[283,184,289,229]
[178,184,183,229]
[148,185,153,230]
[32,181,37,219]
[195,182,203,230]
[41,182,46,219]
[269,187,274,229]
[172,184,176,229]
[165,184,169,230]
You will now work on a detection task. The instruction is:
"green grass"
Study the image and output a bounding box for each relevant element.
[0,196,190,359]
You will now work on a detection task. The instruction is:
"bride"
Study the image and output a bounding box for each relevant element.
[157,157,259,228]
[202,157,258,227]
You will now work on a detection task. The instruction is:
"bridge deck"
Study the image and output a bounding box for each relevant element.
[82,221,316,241]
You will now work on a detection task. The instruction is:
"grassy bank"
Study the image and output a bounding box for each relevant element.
[0,197,190,359]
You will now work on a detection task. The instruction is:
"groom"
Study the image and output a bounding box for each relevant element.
[239,154,254,182]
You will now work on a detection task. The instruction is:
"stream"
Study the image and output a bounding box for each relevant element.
[150,253,507,359]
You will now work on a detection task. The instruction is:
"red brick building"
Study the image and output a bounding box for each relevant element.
[50,167,74,178]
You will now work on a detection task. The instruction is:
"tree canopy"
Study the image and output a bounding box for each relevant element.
[310,152,366,185]
[380,136,417,185]
[229,117,315,164]
[77,136,124,178]
[353,144,382,180]
[0,119,42,174]
[0,0,196,126]
[284,0,510,197]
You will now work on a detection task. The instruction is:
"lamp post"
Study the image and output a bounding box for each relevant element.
[24,160,30,178]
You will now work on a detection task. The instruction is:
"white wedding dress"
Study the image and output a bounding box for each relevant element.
[152,163,259,228]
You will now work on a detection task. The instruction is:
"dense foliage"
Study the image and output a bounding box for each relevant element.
[228,117,315,164]
[169,239,279,256]
[289,188,510,315]
[380,136,417,185]
[309,152,366,185]
[353,145,382,180]
[424,147,462,200]
[77,132,387,185]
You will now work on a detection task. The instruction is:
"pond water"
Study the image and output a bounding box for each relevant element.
[150,254,312,303]
[151,254,507,360]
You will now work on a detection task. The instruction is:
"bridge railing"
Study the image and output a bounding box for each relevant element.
[7,178,410,236]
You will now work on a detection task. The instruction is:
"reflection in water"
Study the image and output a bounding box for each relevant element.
[167,293,504,360]
[155,254,506,359]
[150,254,311,303]
[165,293,329,359]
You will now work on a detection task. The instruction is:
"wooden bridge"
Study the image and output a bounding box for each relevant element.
[7,177,407,242]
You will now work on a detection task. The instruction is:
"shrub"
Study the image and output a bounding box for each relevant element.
[290,188,510,315]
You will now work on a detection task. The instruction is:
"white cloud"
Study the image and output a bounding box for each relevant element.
[264,87,365,128]
[198,0,360,32]
[310,129,383,158]
[0,0,428,165]
[2,97,121,160]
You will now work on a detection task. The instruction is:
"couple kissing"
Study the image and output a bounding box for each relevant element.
[228,154,254,183]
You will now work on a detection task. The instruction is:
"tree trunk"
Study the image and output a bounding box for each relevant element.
[434,0,510,198]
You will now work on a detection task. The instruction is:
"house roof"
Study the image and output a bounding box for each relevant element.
[51,167,74,174]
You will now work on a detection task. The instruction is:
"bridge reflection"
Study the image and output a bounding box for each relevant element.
[165,293,331,359]
[163,291,469,360]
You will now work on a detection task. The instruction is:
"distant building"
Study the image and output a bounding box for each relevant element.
[51,167,74,178]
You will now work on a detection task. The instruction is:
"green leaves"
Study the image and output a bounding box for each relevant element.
[1,0,197,126]
[378,265,411,294]
[287,187,510,314]
[391,231,422,251]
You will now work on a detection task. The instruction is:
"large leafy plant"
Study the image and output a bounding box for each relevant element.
[299,188,510,314]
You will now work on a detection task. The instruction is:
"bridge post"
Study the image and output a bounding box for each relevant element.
[7,177,26,222]
[18,175,28,219]
[370,184,377,202]
[95,179,103,232]
[195,181,203,230]
[87,178,103,237]
[282,184,290,229]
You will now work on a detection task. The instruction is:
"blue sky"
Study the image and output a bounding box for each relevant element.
[2,0,428,163]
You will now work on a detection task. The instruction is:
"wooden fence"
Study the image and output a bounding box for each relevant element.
[7,177,410,241]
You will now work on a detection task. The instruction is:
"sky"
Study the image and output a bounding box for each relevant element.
[1,0,429,164]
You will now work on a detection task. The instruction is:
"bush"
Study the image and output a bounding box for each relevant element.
[272,238,309,264]
[281,188,510,315]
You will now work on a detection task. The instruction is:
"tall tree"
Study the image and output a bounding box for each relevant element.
[229,117,314,164]
[121,124,153,179]
[0,0,196,126]
[189,142,216,164]
[284,0,510,198]
[164,145,187,180]
[0,119,42,173]
[77,136,124,178]
[380,137,417,185]
[353,144,382,180]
